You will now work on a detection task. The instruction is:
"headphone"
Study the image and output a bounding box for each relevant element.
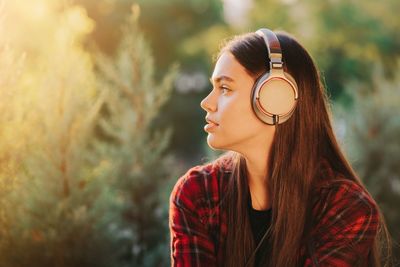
[251,28,299,125]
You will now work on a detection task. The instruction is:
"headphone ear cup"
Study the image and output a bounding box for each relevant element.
[251,71,298,125]
[258,77,296,115]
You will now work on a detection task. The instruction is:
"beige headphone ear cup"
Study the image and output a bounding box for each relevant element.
[258,78,296,116]
[251,72,298,125]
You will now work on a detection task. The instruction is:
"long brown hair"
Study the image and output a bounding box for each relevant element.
[212,31,391,267]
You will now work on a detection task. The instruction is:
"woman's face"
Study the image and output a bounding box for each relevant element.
[200,51,275,154]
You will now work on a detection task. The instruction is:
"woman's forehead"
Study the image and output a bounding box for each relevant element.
[211,51,249,82]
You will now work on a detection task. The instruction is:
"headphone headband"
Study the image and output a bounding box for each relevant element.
[255,29,283,70]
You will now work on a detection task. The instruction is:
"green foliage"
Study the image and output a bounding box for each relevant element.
[0,2,117,266]
[132,0,227,160]
[76,0,227,160]
[94,10,179,267]
[303,0,400,102]
[249,0,295,31]
[0,1,178,266]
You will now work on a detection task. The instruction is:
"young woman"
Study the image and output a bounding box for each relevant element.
[169,28,391,267]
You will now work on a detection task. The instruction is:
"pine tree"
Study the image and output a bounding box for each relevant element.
[0,2,179,266]
[0,2,119,266]
[94,5,178,267]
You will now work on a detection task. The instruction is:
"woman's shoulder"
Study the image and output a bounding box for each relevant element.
[313,159,378,211]
[170,162,218,200]
[170,156,232,208]
[315,177,377,209]
[308,173,380,264]
[312,176,379,233]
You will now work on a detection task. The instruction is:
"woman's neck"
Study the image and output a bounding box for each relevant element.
[245,157,271,211]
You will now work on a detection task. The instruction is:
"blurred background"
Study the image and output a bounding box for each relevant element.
[0,0,399,266]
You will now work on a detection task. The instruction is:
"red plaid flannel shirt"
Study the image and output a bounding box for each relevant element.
[169,160,379,266]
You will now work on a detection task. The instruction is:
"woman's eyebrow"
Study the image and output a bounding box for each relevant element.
[209,75,235,84]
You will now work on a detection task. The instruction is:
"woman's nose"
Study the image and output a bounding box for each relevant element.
[200,92,217,112]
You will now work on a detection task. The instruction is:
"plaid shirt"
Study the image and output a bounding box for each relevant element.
[169,160,379,266]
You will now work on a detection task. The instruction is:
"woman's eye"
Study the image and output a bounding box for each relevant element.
[220,86,230,93]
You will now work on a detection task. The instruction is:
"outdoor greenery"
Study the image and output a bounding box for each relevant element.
[0,0,398,266]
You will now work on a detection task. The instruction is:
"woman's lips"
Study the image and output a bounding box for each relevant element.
[205,117,219,125]
[204,117,219,132]
[204,122,218,132]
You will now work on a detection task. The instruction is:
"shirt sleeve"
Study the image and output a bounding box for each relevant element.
[169,168,217,267]
[304,181,379,267]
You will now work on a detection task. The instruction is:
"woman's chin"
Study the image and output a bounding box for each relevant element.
[206,135,218,149]
[206,135,226,150]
